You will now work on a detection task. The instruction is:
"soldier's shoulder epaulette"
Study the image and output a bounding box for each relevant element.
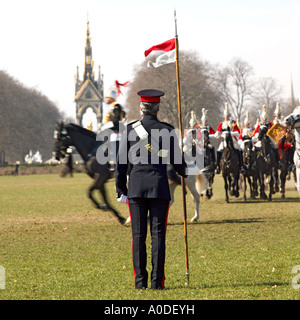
[160,121,175,129]
[127,119,139,127]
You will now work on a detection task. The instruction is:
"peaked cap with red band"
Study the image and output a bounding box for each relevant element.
[137,89,165,103]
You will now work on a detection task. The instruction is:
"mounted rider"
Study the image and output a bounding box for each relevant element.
[271,102,284,126]
[200,108,215,135]
[252,105,281,166]
[101,81,127,169]
[238,112,256,170]
[199,108,216,168]
[183,111,203,161]
[238,111,253,151]
[214,103,243,174]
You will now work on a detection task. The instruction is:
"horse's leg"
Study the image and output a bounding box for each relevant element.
[88,182,102,209]
[205,174,212,199]
[268,172,274,202]
[97,183,126,225]
[273,167,280,193]
[169,181,177,208]
[242,174,247,201]
[248,176,254,200]
[280,166,286,199]
[253,174,258,197]
[190,188,200,222]
[234,173,240,198]
[253,173,259,198]
[296,167,300,192]
[89,173,125,225]
[259,172,267,200]
[210,174,215,198]
[223,175,229,203]
[207,174,214,199]
[228,175,233,196]
[183,177,199,222]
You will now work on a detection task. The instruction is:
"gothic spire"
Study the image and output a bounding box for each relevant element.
[84,17,94,81]
[290,75,296,109]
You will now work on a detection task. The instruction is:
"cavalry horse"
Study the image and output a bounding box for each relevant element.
[168,126,208,222]
[54,122,126,225]
[255,124,277,201]
[220,131,240,203]
[168,164,208,223]
[284,108,300,194]
[241,139,258,201]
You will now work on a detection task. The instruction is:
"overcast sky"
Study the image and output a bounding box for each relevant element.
[1,0,299,120]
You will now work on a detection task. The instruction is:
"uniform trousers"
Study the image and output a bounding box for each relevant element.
[128,198,170,289]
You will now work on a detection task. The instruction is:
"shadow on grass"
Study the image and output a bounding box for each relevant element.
[168,217,265,226]
[271,197,300,202]
[222,196,300,204]
[164,280,290,291]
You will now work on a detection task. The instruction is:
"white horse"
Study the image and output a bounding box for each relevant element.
[169,168,208,222]
[284,107,300,194]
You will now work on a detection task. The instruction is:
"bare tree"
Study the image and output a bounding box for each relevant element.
[253,77,283,113]
[125,51,222,130]
[217,58,254,123]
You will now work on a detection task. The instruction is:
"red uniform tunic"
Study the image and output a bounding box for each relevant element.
[216,120,240,141]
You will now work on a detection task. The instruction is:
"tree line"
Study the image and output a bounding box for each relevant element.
[0,70,68,164]
[124,51,296,130]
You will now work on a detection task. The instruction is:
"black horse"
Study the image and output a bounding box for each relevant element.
[241,139,259,201]
[54,122,126,225]
[256,124,277,201]
[220,131,240,203]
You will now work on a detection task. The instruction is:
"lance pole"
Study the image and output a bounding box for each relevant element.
[174,10,190,287]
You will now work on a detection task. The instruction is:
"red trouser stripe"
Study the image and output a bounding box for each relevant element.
[161,201,170,289]
[127,203,137,287]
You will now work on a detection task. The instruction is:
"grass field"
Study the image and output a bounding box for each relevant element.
[0,172,299,300]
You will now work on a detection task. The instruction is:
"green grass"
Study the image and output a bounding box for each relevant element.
[0,173,299,300]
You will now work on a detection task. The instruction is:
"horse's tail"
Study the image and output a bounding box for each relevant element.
[195,170,209,194]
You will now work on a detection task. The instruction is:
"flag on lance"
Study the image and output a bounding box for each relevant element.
[144,38,176,68]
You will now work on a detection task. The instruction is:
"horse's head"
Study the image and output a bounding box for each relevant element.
[54,122,72,160]
[258,124,274,157]
[221,130,233,149]
[284,112,300,129]
[258,124,269,141]
[201,128,210,148]
[243,140,254,167]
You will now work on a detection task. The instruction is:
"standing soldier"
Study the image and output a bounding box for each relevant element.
[214,103,241,174]
[102,81,127,170]
[115,89,187,290]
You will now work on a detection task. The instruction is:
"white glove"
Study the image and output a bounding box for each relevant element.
[117,194,128,204]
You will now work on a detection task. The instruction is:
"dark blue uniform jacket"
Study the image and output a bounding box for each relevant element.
[115,114,187,200]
